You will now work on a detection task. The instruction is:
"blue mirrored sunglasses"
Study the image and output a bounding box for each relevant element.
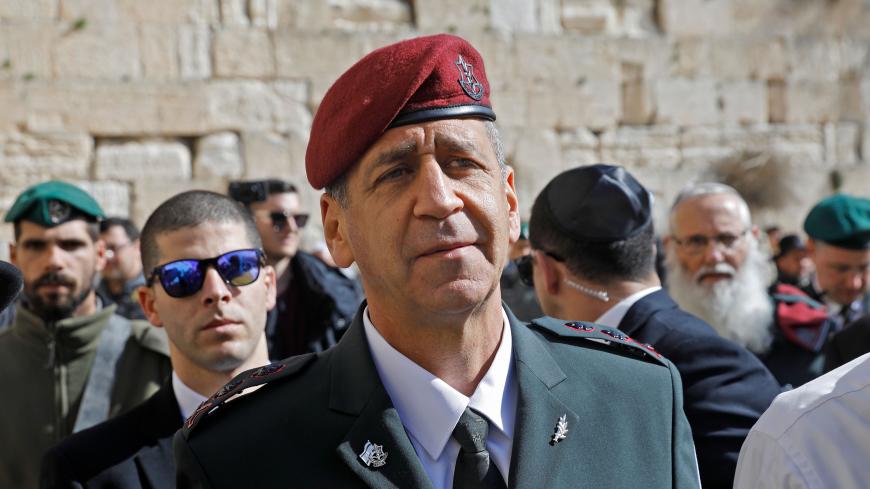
[147,249,266,298]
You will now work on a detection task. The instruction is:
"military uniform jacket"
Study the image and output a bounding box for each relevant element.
[0,304,172,489]
[41,382,181,489]
[825,315,870,372]
[616,289,782,488]
[175,304,700,489]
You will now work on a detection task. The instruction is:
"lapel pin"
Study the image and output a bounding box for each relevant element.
[359,440,388,468]
[551,414,568,445]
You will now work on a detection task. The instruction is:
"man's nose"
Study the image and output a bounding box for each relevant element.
[43,244,66,271]
[199,267,232,305]
[413,160,463,219]
[701,241,726,264]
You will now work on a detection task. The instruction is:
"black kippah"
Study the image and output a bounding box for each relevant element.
[540,164,652,243]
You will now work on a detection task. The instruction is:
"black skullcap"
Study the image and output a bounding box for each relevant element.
[539,164,652,243]
[0,261,23,314]
[774,234,806,260]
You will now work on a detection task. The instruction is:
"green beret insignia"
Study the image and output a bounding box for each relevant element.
[4,180,105,227]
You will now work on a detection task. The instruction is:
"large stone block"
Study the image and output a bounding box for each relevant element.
[95,141,192,181]
[823,122,860,165]
[769,124,824,164]
[514,36,620,88]
[0,0,57,20]
[511,128,564,215]
[241,130,313,203]
[720,81,767,126]
[53,21,141,80]
[413,0,490,32]
[194,132,243,178]
[782,80,840,123]
[670,40,712,78]
[558,79,621,130]
[0,131,93,187]
[599,125,681,169]
[658,0,733,38]
[214,28,275,78]
[709,38,788,81]
[0,24,56,80]
[653,79,719,126]
[179,24,212,80]
[560,0,616,35]
[559,127,600,167]
[131,177,226,226]
[274,31,368,105]
[139,23,179,81]
[60,0,218,23]
[206,81,312,134]
[74,180,131,218]
[491,0,539,33]
[220,0,250,26]
[249,0,278,28]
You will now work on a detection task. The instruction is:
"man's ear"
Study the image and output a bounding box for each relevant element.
[535,251,562,295]
[8,242,16,265]
[137,286,164,328]
[320,193,355,268]
[94,238,107,273]
[504,166,521,244]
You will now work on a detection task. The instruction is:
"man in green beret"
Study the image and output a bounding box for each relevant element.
[801,194,870,371]
[0,180,171,489]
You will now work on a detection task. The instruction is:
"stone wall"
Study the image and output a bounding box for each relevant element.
[1,0,869,252]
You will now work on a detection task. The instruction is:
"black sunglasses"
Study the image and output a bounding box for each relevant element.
[514,250,564,287]
[147,249,266,298]
[257,210,309,232]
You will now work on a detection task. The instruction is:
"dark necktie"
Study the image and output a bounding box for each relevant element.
[452,408,507,489]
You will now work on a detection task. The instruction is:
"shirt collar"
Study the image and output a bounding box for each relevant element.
[172,371,209,421]
[363,307,515,461]
[595,286,661,328]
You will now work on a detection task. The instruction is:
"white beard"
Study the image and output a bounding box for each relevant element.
[666,245,774,354]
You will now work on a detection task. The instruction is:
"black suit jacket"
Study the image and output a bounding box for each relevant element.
[617,290,782,489]
[175,305,700,488]
[825,315,870,372]
[41,382,180,489]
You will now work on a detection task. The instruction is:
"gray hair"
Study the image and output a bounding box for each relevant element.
[669,182,752,232]
[325,119,507,208]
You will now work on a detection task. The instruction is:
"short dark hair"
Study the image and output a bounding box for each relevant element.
[100,217,140,241]
[13,212,99,242]
[140,190,263,273]
[529,194,656,284]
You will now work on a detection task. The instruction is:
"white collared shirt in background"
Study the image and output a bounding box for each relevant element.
[594,286,661,328]
[363,307,517,489]
[172,371,208,422]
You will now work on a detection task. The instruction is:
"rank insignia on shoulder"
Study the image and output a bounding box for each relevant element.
[529,317,666,366]
[183,353,317,433]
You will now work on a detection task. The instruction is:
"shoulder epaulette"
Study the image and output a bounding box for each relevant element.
[528,317,667,367]
[184,353,317,433]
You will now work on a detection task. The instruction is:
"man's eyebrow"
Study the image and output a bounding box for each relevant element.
[373,140,418,168]
[435,134,486,159]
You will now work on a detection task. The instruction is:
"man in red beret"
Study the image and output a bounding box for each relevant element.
[174,34,700,489]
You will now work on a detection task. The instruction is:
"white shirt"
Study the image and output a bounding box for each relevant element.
[594,286,661,328]
[363,307,517,489]
[172,371,208,422]
[734,352,870,489]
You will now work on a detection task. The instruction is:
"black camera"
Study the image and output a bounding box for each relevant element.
[228,180,268,205]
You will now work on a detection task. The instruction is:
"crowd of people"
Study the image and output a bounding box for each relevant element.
[0,33,868,489]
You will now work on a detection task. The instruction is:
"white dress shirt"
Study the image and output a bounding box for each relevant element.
[363,307,517,489]
[734,352,870,489]
[594,286,661,329]
[172,371,208,422]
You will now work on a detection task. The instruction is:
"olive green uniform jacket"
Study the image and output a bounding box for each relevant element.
[0,304,172,489]
[175,305,700,488]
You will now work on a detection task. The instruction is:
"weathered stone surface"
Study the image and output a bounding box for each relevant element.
[241,129,314,203]
[0,0,57,20]
[59,0,218,23]
[0,23,56,79]
[709,38,788,81]
[274,31,368,105]
[782,80,840,123]
[95,141,192,181]
[214,28,275,78]
[75,180,130,218]
[413,0,490,32]
[561,0,615,35]
[513,35,620,87]
[823,122,860,165]
[600,125,681,169]
[130,177,226,227]
[206,81,311,134]
[139,23,179,81]
[654,79,719,126]
[53,21,141,80]
[219,0,250,26]
[658,0,733,38]
[178,24,212,80]
[511,128,564,215]
[720,81,767,126]
[560,127,600,167]
[194,132,243,178]
[249,0,279,28]
[558,79,621,130]
[490,0,538,33]
[0,131,93,187]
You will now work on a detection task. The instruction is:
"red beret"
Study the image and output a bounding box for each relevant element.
[305,34,496,189]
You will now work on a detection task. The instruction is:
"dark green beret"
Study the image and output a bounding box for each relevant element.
[4,180,105,227]
[803,194,870,249]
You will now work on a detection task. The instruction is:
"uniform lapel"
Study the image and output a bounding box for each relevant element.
[507,310,583,489]
[330,305,433,489]
[133,383,181,489]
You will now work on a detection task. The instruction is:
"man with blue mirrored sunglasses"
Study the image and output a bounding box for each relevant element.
[42,190,274,489]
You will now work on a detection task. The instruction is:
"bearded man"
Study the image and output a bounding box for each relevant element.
[665,183,831,387]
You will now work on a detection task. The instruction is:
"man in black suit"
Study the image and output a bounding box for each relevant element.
[525,165,782,488]
[41,191,275,488]
[825,315,870,371]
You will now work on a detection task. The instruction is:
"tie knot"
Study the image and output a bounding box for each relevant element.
[453,408,489,453]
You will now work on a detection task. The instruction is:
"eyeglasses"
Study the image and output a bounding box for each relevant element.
[254,210,309,232]
[671,229,749,256]
[147,249,266,298]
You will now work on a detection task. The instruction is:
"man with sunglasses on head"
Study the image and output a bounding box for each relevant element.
[175,34,699,489]
[665,183,835,387]
[41,190,274,489]
[229,178,363,360]
[523,165,781,488]
[0,181,171,489]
